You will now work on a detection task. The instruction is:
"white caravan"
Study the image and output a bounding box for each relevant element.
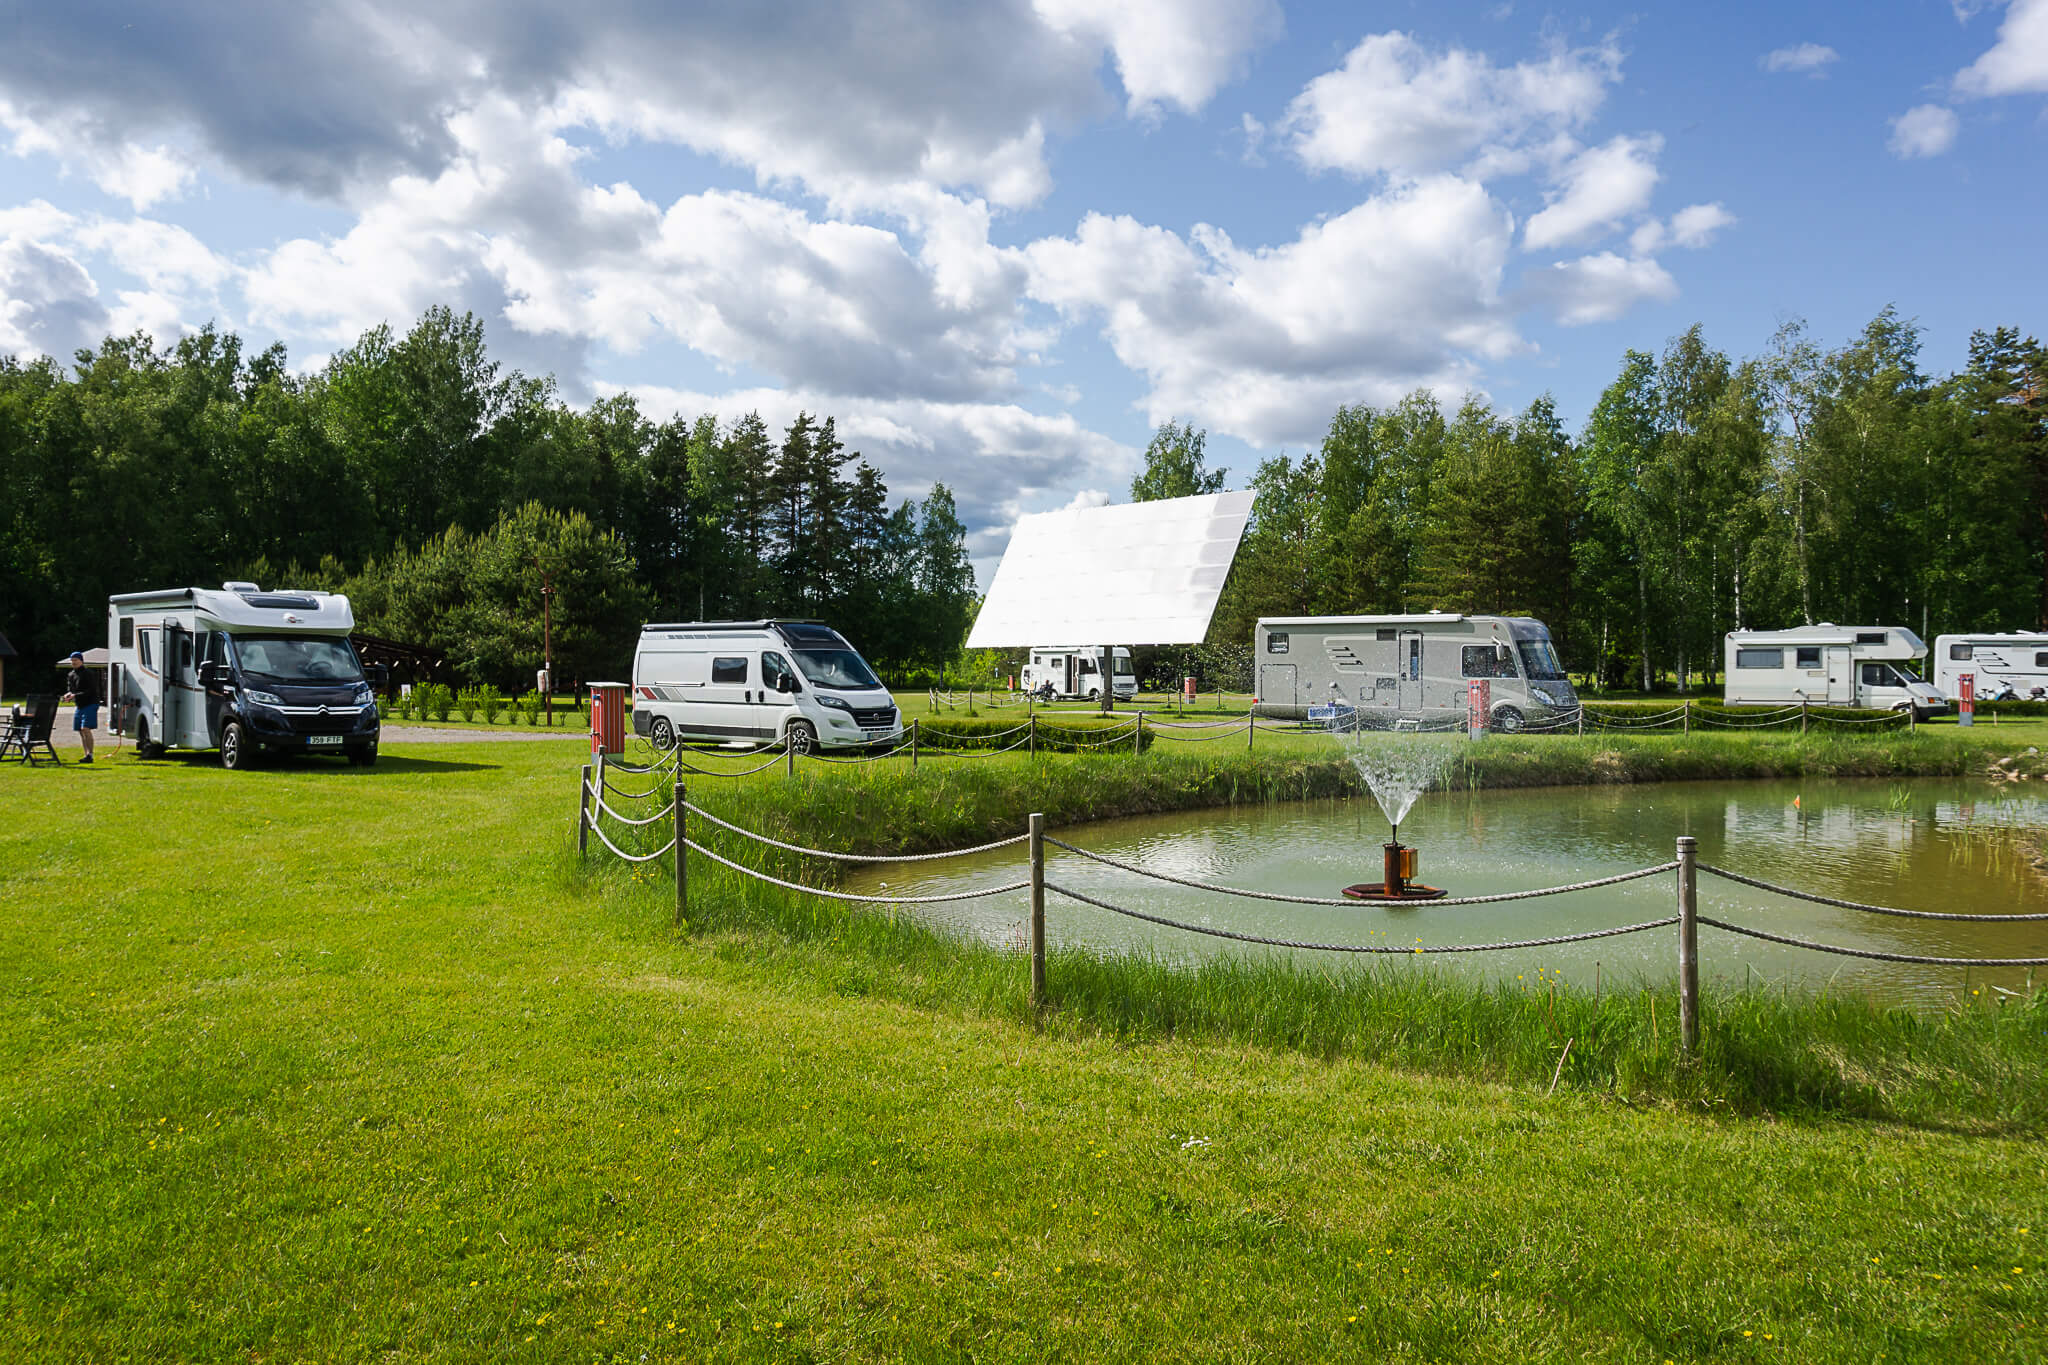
[1252,614,1578,732]
[631,620,898,752]
[1723,625,1945,716]
[1020,646,1136,702]
[1932,633,2048,701]
[107,583,384,769]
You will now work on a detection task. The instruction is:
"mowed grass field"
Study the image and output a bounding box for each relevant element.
[2,738,2045,1361]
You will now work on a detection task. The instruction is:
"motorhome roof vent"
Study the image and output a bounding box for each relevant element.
[240,592,319,610]
[223,580,260,592]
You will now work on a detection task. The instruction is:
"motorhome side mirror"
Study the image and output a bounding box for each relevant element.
[776,674,798,694]
[199,661,221,686]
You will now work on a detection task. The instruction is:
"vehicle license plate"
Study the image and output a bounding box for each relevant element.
[864,728,893,740]
[307,735,343,747]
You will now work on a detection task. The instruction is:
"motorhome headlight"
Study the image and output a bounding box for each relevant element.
[246,689,285,707]
[351,682,373,706]
[815,695,854,713]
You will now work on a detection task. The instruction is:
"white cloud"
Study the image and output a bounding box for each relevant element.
[1760,43,1840,75]
[1025,176,1523,446]
[1522,134,1662,250]
[1524,252,1677,326]
[1955,0,2048,95]
[0,100,197,210]
[1033,0,1282,118]
[1888,104,1960,158]
[1631,202,1736,254]
[1283,31,1621,178]
[0,203,107,359]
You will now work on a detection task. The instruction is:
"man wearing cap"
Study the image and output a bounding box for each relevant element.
[64,651,102,764]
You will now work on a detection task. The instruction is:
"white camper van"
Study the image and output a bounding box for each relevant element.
[1020,646,1136,702]
[107,583,384,769]
[1723,625,1945,717]
[1252,614,1578,731]
[631,620,898,752]
[1932,633,2048,701]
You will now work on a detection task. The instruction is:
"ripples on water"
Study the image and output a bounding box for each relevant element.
[846,779,2048,1005]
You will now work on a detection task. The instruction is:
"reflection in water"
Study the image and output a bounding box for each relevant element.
[846,779,2048,1006]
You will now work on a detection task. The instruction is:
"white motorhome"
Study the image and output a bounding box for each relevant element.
[1723,625,1945,716]
[107,583,384,769]
[1932,633,2048,701]
[1252,614,1578,732]
[631,620,898,752]
[1020,646,1136,702]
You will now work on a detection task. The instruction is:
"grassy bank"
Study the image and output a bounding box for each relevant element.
[5,740,2046,1360]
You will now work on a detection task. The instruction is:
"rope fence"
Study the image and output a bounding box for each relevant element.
[578,761,2044,1053]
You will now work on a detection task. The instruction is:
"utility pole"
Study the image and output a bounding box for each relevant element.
[533,556,556,727]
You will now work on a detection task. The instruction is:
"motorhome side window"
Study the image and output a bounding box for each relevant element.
[1079,657,1097,675]
[761,652,796,691]
[138,630,151,668]
[1736,648,1782,668]
[1376,628,1395,641]
[1460,645,1511,679]
[1855,632,1885,645]
[119,618,133,648]
[2037,652,2048,669]
[1268,633,1289,655]
[1795,647,1821,669]
[1949,644,1973,661]
[711,656,747,684]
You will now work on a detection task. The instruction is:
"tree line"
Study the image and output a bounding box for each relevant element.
[0,308,976,687]
[1192,311,2045,689]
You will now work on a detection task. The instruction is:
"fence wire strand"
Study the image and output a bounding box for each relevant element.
[682,801,1027,862]
[589,788,675,827]
[1699,863,2048,921]
[1696,915,2048,967]
[588,821,677,863]
[684,838,1028,904]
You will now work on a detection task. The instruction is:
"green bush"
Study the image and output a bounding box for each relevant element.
[455,687,481,723]
[518,690,544,725]
[478,683,504,724]
[419,683,454,723]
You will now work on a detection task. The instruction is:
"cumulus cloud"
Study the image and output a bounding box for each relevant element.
[1522,134,1662,250]
[0,199,237,360]
[1033,0,1282,118]
[1955,0,2048,95]
[1629,202,1736,255]
[1523,252,1677,326]
[0,216,108,359]
[0,101,197,210]
[1888,104,1960,157]
[1761,43,1840,75]
[1283,31,1621,178]
[1025,176,1522,446]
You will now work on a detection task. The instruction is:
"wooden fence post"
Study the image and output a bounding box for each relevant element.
[1029,812,1046,1010]
[577,763,591,855]
[1801,701,1809,735]
[1577,706,1584,737]
[1684,701,1691,735]
[1134,711,1143,755]
[1247,708,1255,750]
[1029,712,1036,758]
[911,718,919,769]
[1676,835,1699,1057]
[785,732,796,779]
[684,777,700,929]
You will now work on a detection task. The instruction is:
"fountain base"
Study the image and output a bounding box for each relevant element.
[1341,841,1448,901]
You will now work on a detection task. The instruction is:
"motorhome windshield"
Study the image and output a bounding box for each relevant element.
[1516,637,1567,681]
[1113,657,1134,676]
[231,634,363,682]
[793,648,881,691]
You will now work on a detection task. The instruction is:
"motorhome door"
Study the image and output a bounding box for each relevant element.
[1258,663,1296,712]
[159,620,190,745]
[1398,632,1424,711]
[1826,646,1854,705]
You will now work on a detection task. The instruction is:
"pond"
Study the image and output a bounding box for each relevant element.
[846,779,2048,1004]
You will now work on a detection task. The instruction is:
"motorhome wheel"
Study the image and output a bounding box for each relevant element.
[1491,705,1526,733]
[649,717,676,751]
[135,717,159,759]
[1087,687,1101,702]
[787,720,816,754]
[219,720,251,770]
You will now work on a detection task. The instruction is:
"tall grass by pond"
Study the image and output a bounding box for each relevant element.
[592,728,2048,1129]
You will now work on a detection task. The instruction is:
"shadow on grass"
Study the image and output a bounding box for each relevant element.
[107,751,502,775]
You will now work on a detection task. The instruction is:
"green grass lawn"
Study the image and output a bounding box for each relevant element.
[3,740,2045,1361]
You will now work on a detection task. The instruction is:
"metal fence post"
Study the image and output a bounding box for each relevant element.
[1676,835,1699,1057]
[674,779,687,928]
[577,763,591,855]
[911,718,919,769]
[785,733,796,779]
[1247,708,1255,750]
[1029,812,1046,1010]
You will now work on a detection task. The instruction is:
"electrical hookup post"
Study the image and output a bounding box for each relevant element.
[1467,679,1489,741]
[1958,672,1975,728]
[589,682,628,757]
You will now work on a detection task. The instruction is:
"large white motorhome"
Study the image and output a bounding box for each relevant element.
[1931,633,2048,701]
[107,583,384,769]
[1723,625,1945,716]
[631,620,898,752]
[1019,646,1136,702]
[1252,614,1578,731]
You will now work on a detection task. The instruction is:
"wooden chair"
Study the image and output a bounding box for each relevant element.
[0,694,60,765]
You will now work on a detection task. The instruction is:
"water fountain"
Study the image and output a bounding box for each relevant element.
[1337,715,1460,900]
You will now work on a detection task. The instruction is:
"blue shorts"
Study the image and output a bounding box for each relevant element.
[74,702,100,731]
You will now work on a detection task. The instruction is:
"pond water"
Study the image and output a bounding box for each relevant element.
[846,780,2048,1004]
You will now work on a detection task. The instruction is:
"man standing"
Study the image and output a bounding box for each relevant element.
[64,650,101,764]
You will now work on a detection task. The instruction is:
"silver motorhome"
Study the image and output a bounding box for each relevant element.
[1931,633,2048,701]
[107,582,384,768]
[1252,614,1577,731]
[631,620,898,752]
[1019,646,1136,702]
[1723,625,1945,716]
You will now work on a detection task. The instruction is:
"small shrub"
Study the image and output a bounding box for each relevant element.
[479,683,504,724]
[419,683,454,723]
[518,690,544,725]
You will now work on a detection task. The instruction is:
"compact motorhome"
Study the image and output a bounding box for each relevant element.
[1722,625,1945,716]
[107,583,384,768]
[1931,633,2048,701]
[1019,646,1136,702]
[630,620,898,752]
[1252,614,1578,731]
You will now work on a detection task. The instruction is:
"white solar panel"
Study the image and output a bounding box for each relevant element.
[966,490,1255,647]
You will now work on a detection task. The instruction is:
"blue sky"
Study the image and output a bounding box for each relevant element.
[2,1,2044,574]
